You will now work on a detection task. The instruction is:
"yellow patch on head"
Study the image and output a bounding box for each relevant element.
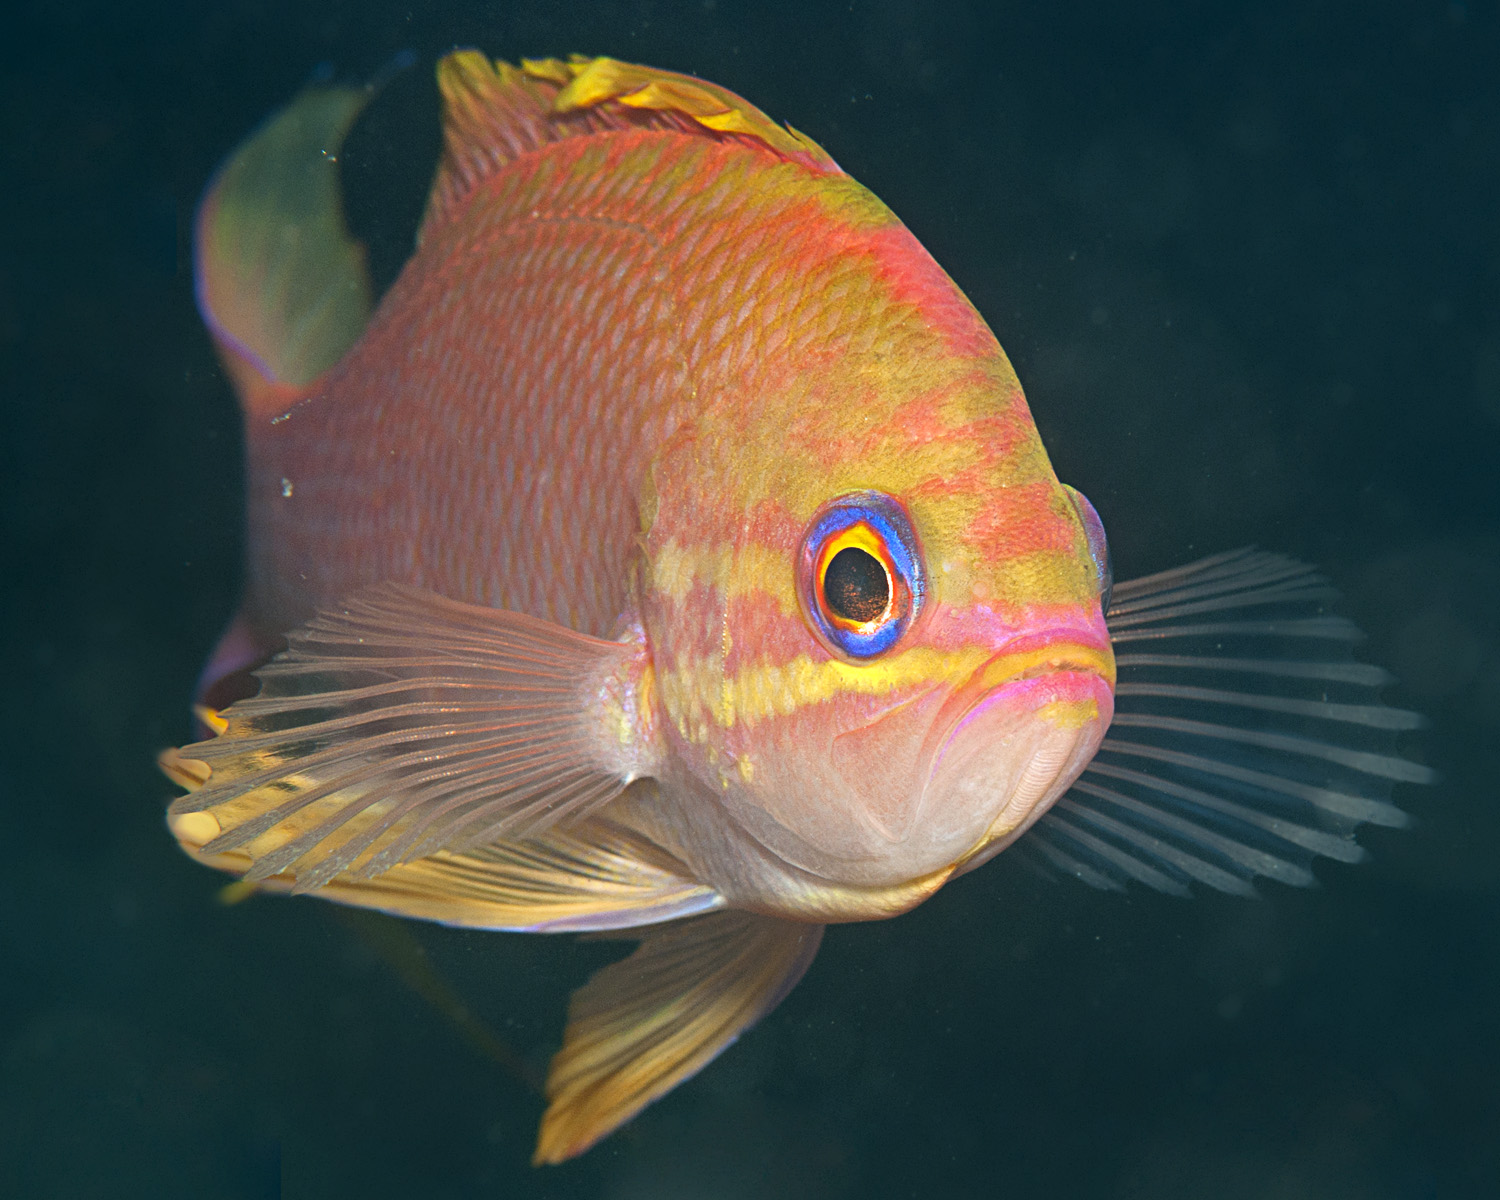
[972,549,1100,607]
[650,540,799,612]
[1035,698,1101,729]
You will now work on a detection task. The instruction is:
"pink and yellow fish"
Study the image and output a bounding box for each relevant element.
[163,52,1428,1163]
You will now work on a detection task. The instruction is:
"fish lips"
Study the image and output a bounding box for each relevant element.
[911,637,1115,863]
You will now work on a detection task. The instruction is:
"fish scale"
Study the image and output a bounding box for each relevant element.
[251,161,693,634]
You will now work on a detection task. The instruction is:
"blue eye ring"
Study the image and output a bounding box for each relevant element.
[797,492,925,660]
[1063,485,1112,615]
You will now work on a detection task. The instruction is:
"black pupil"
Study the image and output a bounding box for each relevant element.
[824,547,890,624]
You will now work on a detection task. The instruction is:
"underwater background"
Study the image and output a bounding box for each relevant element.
[2,1,1497,1196]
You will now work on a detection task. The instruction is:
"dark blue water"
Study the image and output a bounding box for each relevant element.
[3,2,1497,1196]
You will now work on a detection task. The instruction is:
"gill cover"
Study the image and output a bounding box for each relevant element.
[1063,484,1112,614]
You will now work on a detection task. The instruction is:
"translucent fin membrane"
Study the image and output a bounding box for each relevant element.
[166,585,647,893]
[1020,549,1433,895]
[195,84,374,417]
[534,911,823,1164]
[173,812,721,934]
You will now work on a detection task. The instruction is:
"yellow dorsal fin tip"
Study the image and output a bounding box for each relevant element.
[423,51,840,241]
[513,53,836,169]
[519,56,573,85]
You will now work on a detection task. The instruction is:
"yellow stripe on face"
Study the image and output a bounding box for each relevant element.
[658,644,992,737]
[658,636,1114,741]
[974,643,1117,691]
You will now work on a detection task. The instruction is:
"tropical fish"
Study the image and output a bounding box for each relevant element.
[161,52,1431,1163]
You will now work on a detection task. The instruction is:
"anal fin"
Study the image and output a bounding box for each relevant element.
[534,910,824,1164]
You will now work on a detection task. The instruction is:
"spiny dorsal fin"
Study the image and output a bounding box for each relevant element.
[421,51,841,241]
[196,85,374,419]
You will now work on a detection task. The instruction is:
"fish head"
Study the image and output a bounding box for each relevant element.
[634,170,1118,890]
[644,410,1116,890]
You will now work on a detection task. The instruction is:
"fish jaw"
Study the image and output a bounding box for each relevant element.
[814,634,1115,885]
[662,625,1114,893]
[918,644,1115,871]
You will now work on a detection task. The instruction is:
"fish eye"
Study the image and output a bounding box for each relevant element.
[824,547,889,623]
[798,492,924,659]
[1063,485,1112,615]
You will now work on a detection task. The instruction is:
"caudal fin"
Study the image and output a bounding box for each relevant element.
[195,83,375,419]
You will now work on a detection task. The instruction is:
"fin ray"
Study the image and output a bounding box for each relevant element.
[534,911,823,1164]
[167,585,657,892]
[1109,616,1364,644]
[1021,549,1432,894]
[1115,682,1422,729]
[1113,653,1392,687]
[169,813,721,934]
[1042,803,1254,894]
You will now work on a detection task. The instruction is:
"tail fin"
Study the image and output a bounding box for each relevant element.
[195,84,375,419]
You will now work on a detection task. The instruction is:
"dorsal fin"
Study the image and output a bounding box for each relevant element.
[420,52,841,241]
[196,85,375,420]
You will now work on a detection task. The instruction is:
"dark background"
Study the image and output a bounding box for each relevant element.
[2,1,1497,1196]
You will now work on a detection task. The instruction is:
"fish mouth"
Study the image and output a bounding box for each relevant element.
[906,632,1115,861]
[919,631,1113,745]
[928,633,1115,769]
[966,634,1116,696]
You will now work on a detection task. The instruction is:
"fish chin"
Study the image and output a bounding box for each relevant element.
[908,670,1114,879]
[716,667,1113,892]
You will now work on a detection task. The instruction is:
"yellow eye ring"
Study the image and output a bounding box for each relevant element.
[814,522,898,632]
[798,492,924,660]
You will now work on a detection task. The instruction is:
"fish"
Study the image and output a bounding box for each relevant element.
[160,51,1432,1164]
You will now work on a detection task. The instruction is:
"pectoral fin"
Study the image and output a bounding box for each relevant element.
[1021,549,1434,894]
[534,910,824,1164]
[166,585,661,892]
